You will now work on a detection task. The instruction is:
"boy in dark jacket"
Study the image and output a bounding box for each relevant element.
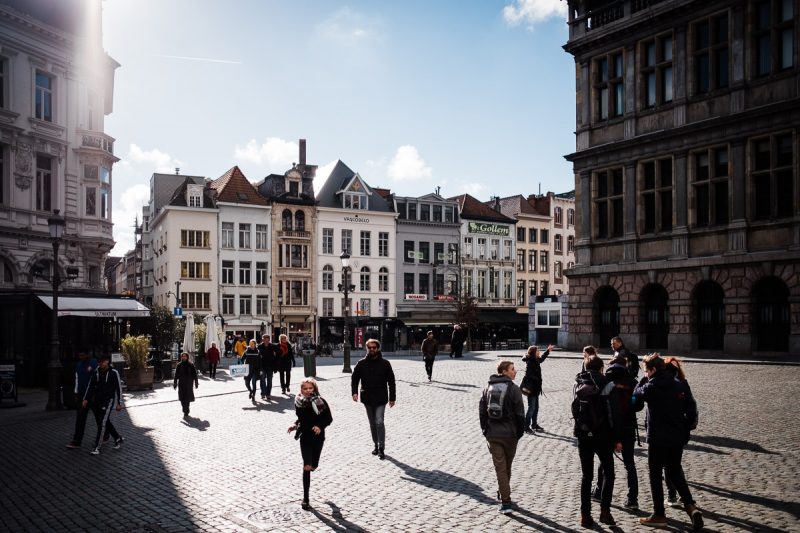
[351,339,396,459]
[479,360,525,514]
[420,331,439,382]
[82,355,124,455]
[67,350,98,449]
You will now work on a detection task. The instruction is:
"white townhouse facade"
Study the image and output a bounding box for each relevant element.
[315,161,397,350]
[151,180,218,316]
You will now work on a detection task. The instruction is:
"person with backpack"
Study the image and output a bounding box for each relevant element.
[633,354,703,531]
[593,355,640,509]
[479,360,525,514]
[572,352,622,528]
[662,356,692,508]
[611,336,639,377]
[520,344,554,434]
[420,330,439,382]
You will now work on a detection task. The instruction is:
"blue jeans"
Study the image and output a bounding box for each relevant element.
[364,403,387,447]
[525,393,540,429]
[259,371,273,397]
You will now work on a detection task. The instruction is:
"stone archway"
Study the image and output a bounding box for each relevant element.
[753,276,789,352]
[594,286,619,349]
[694,280,725,350]
[641,283,669,350]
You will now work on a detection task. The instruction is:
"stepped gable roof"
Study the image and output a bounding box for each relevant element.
[165,177,216,209]
[316,160,393,212]
[450,194,516,224]
[210,166,268,206]
[487,195,548,219]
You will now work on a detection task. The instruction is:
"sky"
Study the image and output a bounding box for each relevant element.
[102,0,574,255]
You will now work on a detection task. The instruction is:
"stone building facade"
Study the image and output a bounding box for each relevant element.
[564,0,799,355]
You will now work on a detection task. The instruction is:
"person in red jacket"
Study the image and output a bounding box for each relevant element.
[206,342,220,379]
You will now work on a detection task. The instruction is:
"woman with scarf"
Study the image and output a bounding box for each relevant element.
[277,334,296,394]
[287,378,333,510]
[173,352,199,417]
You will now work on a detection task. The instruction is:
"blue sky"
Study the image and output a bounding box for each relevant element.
[103,0,573,254]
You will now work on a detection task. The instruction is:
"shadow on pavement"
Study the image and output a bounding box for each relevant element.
[689,481,800,519]
[181,415,209,431]
[689,435,777,454]
[684,442,728,455]
[385,456,496,505]
[508,505,595,533]
[303,501,366,532]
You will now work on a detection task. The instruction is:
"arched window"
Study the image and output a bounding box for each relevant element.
[295,211,305,231]
[282,209,292,231]
[322,264,333,291]
[378,267,389,292]
[753,276,789,352]
[360,266,371,291]
[594,286,620,348]
[641,283,669,349]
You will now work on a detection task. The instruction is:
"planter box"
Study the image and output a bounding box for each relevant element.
[124,367,154,391]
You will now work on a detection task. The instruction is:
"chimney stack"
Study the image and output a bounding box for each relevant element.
[493,196,500,211]
[299,139,307,167]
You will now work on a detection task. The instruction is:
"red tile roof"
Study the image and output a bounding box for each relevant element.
[450,194,516,223]
[210,166,269,206]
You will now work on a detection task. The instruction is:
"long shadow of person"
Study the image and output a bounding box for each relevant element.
[180,416,210,431]
[689,480,799,519]
[385,456,496,505]
[689,435,777,454]
[508,505,593,533]
[301,501,367,532]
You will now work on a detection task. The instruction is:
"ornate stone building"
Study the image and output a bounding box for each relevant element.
[564,0,799,355]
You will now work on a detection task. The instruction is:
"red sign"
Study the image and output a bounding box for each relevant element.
[355,328,364,348]
[434,295,455,301]
[404,294,428,300]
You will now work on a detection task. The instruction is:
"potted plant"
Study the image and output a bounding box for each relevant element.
[121,334,154,390]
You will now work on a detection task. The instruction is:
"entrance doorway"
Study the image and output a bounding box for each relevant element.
[641,284,669,349]
[594,286,620,348]
[753,277,789,352]
[694,281,725,350]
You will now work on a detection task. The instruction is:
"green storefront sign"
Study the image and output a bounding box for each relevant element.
[468,222,510,236]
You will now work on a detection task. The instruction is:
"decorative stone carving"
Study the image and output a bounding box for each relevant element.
[13,142,33,190]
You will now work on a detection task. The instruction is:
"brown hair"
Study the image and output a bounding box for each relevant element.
[643,354,666,371]
[583,345,597,357]
[663,356,686,380]
[497,360,514,374]
[585,355,604,371]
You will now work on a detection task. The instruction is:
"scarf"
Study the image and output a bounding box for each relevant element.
[294,393,326,415]
[280,342,289,356]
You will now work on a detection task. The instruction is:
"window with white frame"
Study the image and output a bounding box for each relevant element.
[567,208,575,227]
[35,71,53,122]
[555,234,563,253]
[529,280,537,297]
[256,224,269,249]
[180,261,210,279]
[554,207,563,226]
[322,298,334,317]
[239,223,251,249]
[239,295,252,315]
[0,58,6,109]
[184,292,210,310]
[360,266,371,291]
[554,261,563,279]
[341,229,352,254]
[540,251,549,272]
[344,192,367,209]
[517,280,526,306]
[322,265,333,291]
[222,222,234,248]
[181,230,210,248]
[222,295,234,315]
[359,298,371,317]
[379,267,389,291]
[490,239,500,260]
[503,240,512,260]
[360,231,371,256]
[379,298,389,317]
[568,235,575,253]
[256,296,269,316]
[378,232,389,257]
[463,236,473,258]
[517,250,525,271]
[503,272,512,299]
[528,250,537,272]
[477,238,486,259]
[255,262,268,285]
[35,155,52,212]
[222,261,234,284]
[187,185,202,207]
[322,228,333,254]
[239,261,251,285]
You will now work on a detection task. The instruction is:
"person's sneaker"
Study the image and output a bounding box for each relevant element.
[301,500,310,511]
[113,437,124,450]
[685,504,704,531]
[524,428,535,435]
[639,514,668,528]
[66,441,80,449]
[378,448,385,460]
[665,495,680,508]
[599,509,616,526]
[624,499,639,510]
[580,512,594,528]
[90,448,100,455]
[534,424,545,432]
[499,502,513,514]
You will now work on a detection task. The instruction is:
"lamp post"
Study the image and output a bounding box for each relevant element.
[338,251,355,373]
[46,210,65,411]
[277,293,283,337]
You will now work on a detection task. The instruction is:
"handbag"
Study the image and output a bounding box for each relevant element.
[520,375,534,396]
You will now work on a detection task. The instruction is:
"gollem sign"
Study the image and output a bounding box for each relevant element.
[468,222,509,236]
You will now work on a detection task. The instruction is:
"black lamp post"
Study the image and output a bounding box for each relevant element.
[277,293,283,336]
[338,251,355,373]
[46,209,65,411]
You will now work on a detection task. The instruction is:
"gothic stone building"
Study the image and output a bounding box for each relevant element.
[564,0,799,355]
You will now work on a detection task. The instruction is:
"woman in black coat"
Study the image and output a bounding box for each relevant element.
[287,378,333,510]
[173,352,198,417]
[521,344,554,434]
[277,334,296,394]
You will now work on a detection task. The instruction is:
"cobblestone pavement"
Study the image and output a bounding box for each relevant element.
[1,351,798,532]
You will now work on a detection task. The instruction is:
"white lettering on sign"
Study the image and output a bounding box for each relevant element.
[343,216,370,223]
[404,294,428,300]
[468,222,510,236]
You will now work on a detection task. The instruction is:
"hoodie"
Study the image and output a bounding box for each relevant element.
[633,369,697,446]
[479,374,525,439]
[604,362,638,429]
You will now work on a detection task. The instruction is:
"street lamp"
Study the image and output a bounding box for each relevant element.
[338,251,355,373]
[277,293,283,336]
[46,209,65,411]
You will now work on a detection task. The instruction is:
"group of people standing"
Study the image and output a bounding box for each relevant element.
[240,333,296,401]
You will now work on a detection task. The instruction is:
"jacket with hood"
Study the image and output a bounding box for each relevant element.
[572,369,623,441]
[479,374,525,439]
[351,352,396,406]
[604,362,638,430]
[521,349,550,396]
[83,365,123,406]
[633,369,697,447]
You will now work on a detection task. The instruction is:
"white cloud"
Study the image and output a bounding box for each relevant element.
[387,145,433,181]
[457,182,486,196]
[313,160,339,194]
[503,0,567,27]
[234,137,298,168]
[125,143,185,174]
[316,7,380,44]
[110,184,150,256]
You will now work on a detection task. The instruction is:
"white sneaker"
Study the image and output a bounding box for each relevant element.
[113,437,124,450]
[90,448,100,455]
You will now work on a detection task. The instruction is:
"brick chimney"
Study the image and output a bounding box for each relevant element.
[299,139,306,167]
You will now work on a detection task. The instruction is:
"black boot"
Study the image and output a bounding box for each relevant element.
[371,444,379,456]
[378,446,385,460]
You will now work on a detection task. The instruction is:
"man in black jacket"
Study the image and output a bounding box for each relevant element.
[450,324,465,358]
[82,355,124,455]
[611,336,639,377]
[351,339,396,460]
[258,334,277,400]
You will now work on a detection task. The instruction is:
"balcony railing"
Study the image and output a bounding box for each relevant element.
[277,230,310,239]
[78,130,115,155]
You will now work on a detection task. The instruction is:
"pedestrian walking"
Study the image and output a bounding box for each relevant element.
[82,354,124,455]
[277,334,295,394]
[520,344,554,434]
[450,324,465,358]
[287,378,333,511]
[420,330,438,382]
[173,352,199,417]
[206,342,220,379]
[479,360,525,514]
[66,349,98,449]
[573,353,622,528]
[258,334,277,400]
[351,339,396,459]
[224,335,233,358]
[234,336,247,364]
[243,340,261,401]
[611,336,639,377]
[593,355,640,509]
[662,356,689,508]
[633,354,703,531]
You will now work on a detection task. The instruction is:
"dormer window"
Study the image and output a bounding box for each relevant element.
[289,180,299,196]
[344,192,367,210]
[187,185,203,207]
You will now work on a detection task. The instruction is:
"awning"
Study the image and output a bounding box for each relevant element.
[37,296,151,318]
[399,319,453,326]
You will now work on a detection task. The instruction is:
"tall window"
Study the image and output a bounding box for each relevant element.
[477,238,486,258]
[360,266,371,291]
[322,228,333,254]
[503,240,512,260]
[463,236,472,258]
[490,239,499,260]
[540,251,549,273]
[433,205,442,222]
[420,204,430,221]
[595,51,624,120]
[554,207,563,226]
[693,13,729,94]
[540,230,549,244]
[282,209,292,231]
[404,273,414,294]
[222,261,234,284]
[419,273,429,296]
[35,71,53,122]
[379,267,389,291]
[554,261,563,279]
[434,242,444,264]
[221,222,234,248]
[517,280,526,306]
[341,229,352,254]
[255,224,269,249]
[379,232,389,257]
[752,133,794,219]
[238,223,251,249]
[693,146,730,227]
[517,250,525,271]
[100,189,108,219]
[528,250,537,271]
[322,298,333,317]
[359,298,371,317]
[256,296,269,316]
[641,34,673,108]
[360,231,371,256]
[568,235,575,253]
[464,270,474,297]
[85,187,95,216]
[379,299,389,317]
[322,265,333,291]
[529,280,537,297]
[555,234,563,253]
[640,158,673,234]
[222,295,234,315]
[35,155,51,211]
[567,209,575,227]
[419,241,430,263]
[239,295,252,315]
[517,227,526,242]
[294,211,305,231]
[255,262,268,285]
[595,168,624,238]
[239,261,251,285]
[404,240,415,263]
[0,58,6,109]
[540,281,549,295]
[754,0,795,76]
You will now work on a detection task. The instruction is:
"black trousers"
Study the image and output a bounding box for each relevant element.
[71,399,91,444]
[648,443,694,516]
[453,342,464,357]
[181,400,190,414]
[208,363,218,378]
[578,433,615,513]
[300,436,325,502]
[424,357,435,378]
[597,427,637,502]
[92,400,120,448]
[279,367,291,392]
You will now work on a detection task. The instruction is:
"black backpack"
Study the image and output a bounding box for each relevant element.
[485,382,509,420]
[572,378,613,434]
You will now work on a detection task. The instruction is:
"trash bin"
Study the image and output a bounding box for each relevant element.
[303,351,316,378]
[161,359,174,380]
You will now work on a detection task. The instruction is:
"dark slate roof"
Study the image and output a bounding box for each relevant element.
[209,166,268,206]
[489,195,549,219]
[165,177,216,209]
[449,194,516,224]
[316,160,393,213]
[256,168,316,205]
[555,189,576,199]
